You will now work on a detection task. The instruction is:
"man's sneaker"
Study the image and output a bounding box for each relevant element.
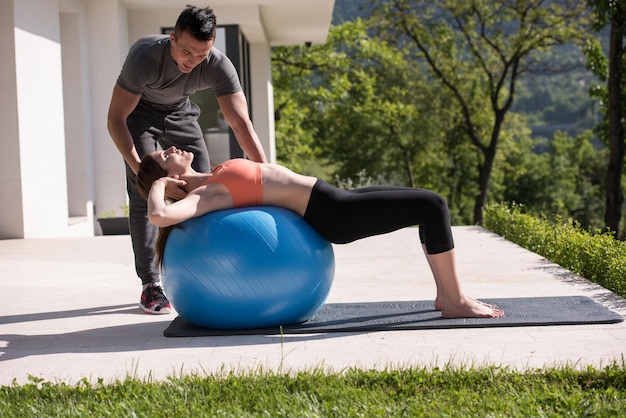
[139,283,172,314]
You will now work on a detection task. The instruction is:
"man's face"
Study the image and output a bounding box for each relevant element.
[169,30,214,73]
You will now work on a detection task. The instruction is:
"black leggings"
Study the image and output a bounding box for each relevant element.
[303,180,454,254]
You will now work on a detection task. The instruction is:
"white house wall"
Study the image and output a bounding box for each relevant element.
[249,43,276,163]
[88,0,131,224]
[60,4,97,237]
[2,0,70,238]
[0,0,23,238]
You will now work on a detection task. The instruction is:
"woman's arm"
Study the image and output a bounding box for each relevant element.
[147,178,228,227]
[147,178,203,227]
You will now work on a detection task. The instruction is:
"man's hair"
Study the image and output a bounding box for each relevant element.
[174,5,217,41]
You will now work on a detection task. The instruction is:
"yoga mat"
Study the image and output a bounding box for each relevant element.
[163,296,623,337]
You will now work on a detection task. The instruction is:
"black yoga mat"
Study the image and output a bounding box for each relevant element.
[163,296,623,337]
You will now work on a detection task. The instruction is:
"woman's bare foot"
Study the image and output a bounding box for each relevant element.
[434,296,499,311]
[439,296,504,318]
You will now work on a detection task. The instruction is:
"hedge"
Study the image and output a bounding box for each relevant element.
[483,203,626,298]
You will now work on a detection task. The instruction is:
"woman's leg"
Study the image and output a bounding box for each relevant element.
[421,245,503,318]
[304,181,453,252]
[304,181,503,318]
[421,244,443,308]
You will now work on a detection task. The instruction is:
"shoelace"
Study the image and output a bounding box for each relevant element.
[149,286,166,299]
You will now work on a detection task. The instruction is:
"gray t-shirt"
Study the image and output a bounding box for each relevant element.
[116,35,241,111]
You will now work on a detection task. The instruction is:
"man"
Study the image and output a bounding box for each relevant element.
[107,5,267,314]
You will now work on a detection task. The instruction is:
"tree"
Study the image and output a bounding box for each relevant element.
[585,0,626,238]
[272,19,461,190]
[372,0,590,224]
[496,127,606,229]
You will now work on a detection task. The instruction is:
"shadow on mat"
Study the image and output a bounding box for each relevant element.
[164,296,624,338]
[0,305,355,362]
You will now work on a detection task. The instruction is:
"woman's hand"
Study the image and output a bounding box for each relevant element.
[147,176,203,228]
[155,176,187,201]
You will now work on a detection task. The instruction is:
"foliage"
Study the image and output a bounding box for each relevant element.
[484,202,626,298]
[273,2,606,227]
[97,202,129,219]
[584,36,613,142]
[273,19,458,188]
[584,0,626,237]
[493,129,607,230]
[370,0,591,224]
[511,60,599,141]
[1,364,625,417]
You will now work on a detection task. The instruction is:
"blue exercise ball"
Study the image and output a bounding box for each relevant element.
[162,207,335,329]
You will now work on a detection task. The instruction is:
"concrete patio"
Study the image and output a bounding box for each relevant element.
[1,226,624,386]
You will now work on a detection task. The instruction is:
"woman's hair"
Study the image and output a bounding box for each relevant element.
[136,153,178,269]
[174,5,217,41]
[137,154,167,200]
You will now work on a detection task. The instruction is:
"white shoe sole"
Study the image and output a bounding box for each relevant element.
[138,303,172,315]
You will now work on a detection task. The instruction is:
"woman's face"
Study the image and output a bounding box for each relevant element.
[169,30,213,73]
[152,146,193,174]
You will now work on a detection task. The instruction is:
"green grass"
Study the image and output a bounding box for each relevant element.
[2,363,625,417]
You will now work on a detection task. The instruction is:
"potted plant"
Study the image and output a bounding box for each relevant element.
[97,203,130,235]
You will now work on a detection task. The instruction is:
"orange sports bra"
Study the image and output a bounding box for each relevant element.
[201,159,263,207]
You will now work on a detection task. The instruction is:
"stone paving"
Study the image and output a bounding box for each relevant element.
[1,226,624,385]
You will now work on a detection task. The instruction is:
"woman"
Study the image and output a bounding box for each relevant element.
[137,146,504,319]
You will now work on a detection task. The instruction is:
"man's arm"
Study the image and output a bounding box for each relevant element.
[217,91,268,163]
[107,84,143,174]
